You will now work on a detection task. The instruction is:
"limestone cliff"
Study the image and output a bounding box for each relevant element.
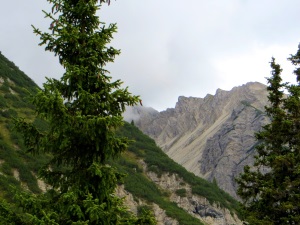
[130,82,269,198]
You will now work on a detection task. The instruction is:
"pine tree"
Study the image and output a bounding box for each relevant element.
[0,0,155,224]
[236,50,300,224]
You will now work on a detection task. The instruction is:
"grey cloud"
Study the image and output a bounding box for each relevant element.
[1,1,300,111]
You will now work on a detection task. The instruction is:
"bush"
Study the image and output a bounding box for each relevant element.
[175,188,187,197]
[0,109,17,118]
[0,96,7,108]
[4,93,19,102]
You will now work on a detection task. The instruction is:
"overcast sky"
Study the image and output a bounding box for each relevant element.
[1,1,300,111]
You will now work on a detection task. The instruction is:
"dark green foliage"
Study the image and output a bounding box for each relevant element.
[0,95,7,107]
[137,205,153,217]
[131,120,135,126]
[0,200,23,225]
[0,53,37,95]
[0,0,156,224]
[0,138,42,197]
[237,54,300,224]
[0,83,9,93]
[1,162,13,176]
[241,100,263,116]
[0,109,17,118]
[175,188,187,197]
[0,52,37,111]
[163,202,203,225]
[241,100,252,107]
[32,117,49,133]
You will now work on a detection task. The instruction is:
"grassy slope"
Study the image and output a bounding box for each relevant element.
[114,122,241,224]
[0,52,50,200]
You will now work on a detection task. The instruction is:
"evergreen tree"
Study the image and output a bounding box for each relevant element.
[0,0,155,224]
[236,49,300,224]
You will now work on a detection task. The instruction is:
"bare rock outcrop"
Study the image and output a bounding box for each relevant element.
[146,171,242,225]
[116,184,179,225]
[130,82,269,198]
[116,160,242,225]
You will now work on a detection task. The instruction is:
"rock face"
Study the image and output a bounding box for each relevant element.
[116,160,242,225]
[145,171,242,225]
[131,82,269,198]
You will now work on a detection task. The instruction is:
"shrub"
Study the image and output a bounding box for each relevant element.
[175,188,187,197]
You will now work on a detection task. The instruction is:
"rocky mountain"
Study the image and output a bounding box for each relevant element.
[0,52,242,224]
[128,82,269,199]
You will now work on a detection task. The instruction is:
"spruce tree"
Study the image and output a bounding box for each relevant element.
[0,0,155,224]
[236,49,300,224]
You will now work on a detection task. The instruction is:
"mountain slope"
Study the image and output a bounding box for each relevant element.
[0,52,50,200]
[115,122,241,225]
[133,82,269,199]
[0,52,242,224]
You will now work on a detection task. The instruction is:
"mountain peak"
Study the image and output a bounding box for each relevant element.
[135,82,269,199]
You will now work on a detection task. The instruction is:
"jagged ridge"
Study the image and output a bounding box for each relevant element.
[133,82,269,199]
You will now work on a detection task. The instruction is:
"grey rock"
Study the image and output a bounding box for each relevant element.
[131,82,269,198]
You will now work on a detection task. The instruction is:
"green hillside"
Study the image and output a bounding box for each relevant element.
[0,52,50,200]
[114,122,240,224]
[0,52,240,224]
